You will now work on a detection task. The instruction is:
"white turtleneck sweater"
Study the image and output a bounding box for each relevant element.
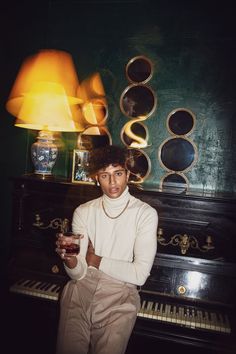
[64,186,158,286]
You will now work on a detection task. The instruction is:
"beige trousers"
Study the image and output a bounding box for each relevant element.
[56,268,140,354]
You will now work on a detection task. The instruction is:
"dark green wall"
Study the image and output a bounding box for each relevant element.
[46,0,236,193]
[1,0,236,272]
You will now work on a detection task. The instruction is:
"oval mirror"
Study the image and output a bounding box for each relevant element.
[120,121,148,148]
[167,108,196,136]
[159,137,197,172]
[126,55,153,84]
[120,84,157,119]
[126,148,151,184]
[160,172,189,193]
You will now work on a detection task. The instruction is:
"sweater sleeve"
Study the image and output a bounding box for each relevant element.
[63,206,88,280]
[99,205,158,286]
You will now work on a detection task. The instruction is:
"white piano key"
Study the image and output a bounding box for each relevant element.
[10,278,61,301]
[146,301,154,318]
[223,314,231,334]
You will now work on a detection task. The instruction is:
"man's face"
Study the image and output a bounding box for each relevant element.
[96,164,130,199]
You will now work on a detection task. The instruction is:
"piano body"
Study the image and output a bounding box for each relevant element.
[130,254,236,354]
[4,176,236,354]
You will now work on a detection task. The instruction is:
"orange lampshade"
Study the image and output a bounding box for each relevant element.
[14,81,84,131]
[6,49,84,132]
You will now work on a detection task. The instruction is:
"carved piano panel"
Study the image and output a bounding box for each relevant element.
[5,175,236,354]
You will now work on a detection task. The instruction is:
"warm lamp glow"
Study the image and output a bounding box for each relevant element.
[6,49,82,119]
[14,81,84,131]
[5,49,85,176]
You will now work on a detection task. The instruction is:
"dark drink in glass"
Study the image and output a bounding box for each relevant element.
[56,232,82,256]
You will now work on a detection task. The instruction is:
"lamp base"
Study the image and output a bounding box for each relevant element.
[31,130,58,176]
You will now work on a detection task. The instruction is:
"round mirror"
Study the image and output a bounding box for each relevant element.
[77,126,112,150]
[126,148,151,184]
[167,108,196,136]
[160,172,189,193]
[159,137,197,172]
[120,121,148,148]
[120,84,157,119]
[126,55,153,84]
[82,98,108,126]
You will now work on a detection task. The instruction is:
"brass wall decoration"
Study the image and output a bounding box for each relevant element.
[157,228,214,255]
[120,119,149,149]
[158,108,198,192]
[126,55,153,84]
[167,108,195,136]
[159,137,197,172]
[120,84,156,119]
[33,214,70,233]
[82,97,108,126]
[126,148,151,184]
[120,55,156,184]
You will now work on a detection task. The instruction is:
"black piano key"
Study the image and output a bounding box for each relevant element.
[39,282,49,290]
[27,280,37,287]
[44,283,53,291]
[50,284,60,292]
[35,282,44,289]
[22,279,33,287]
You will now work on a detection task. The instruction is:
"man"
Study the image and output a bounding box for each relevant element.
[56,145,158,354]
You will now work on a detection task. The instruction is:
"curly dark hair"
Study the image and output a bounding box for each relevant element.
[88,145,128,176]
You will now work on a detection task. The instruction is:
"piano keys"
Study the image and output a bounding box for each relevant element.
[9,278,62,301]
[11,276,231,335]
[138,299,231,333]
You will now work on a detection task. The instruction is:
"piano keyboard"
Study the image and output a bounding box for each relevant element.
[10,278,62,301]
[138,300,231,334]
[9,280,232,335]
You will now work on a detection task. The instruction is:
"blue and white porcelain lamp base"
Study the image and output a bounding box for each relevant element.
[31,130,58,176]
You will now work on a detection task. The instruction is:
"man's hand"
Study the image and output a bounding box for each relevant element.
[55,233,78,269]
[86,240,102,269]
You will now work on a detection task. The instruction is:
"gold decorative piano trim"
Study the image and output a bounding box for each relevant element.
[157,228,214,255]
[33,214,70,233]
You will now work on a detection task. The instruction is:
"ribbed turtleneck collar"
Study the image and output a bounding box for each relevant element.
[102,186,130,211]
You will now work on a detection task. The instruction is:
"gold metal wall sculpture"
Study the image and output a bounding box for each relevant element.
[126,55,153,84]
[158,108,198,192]
[33,214,69,233]
[120,55,156,184]
[157,228,214,255]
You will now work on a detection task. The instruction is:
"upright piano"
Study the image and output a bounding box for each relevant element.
[5,176,236,354]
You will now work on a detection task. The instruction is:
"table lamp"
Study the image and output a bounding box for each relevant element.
[6,49,85,176]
